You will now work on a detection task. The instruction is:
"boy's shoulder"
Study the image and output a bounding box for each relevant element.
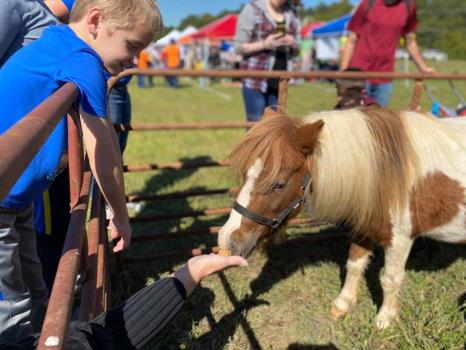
[0,25,108,119]
[10,25,106,81]
[35,25,101,60]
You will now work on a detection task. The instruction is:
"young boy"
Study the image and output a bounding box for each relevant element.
[0,0,162,344]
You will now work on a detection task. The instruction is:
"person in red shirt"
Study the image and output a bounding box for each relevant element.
[340,0,435,107]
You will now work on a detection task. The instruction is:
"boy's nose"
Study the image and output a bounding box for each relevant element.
[133,57,139,66]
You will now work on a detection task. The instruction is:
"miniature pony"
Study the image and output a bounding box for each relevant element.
[218,107,466,328]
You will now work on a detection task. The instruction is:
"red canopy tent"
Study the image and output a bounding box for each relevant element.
[300,21,326,38]
[179,14,237,44]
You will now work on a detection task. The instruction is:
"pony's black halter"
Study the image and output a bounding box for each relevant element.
[232,172,312,231]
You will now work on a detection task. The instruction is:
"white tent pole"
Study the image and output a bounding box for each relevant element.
[200,38,210,88]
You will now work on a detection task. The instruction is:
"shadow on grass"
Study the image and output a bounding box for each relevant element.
[126,223,465,349]
[113,166,466,350]
[113,156,226,297]
[362,238,466,308]
[458,292,466,322]
[177,233,464,349]
[160,232,350,350]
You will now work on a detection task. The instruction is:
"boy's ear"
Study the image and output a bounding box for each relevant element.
[294,120,324,155]
[87,7,103,36]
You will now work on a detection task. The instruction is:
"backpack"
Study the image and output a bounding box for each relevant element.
[368,0,411,14]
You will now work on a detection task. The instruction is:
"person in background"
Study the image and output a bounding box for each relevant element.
[220,40,231,52]
[137,49,150,88]
[161,38,181,88]
[43,0,75,22]
[339,0,435,107]
[1,254,248,349]
[109,74,133,154]
[0,0,56,67]
[0,0,162,344]
[235,0,300,122]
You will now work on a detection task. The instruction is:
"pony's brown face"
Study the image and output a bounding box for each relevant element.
[218,157,308,257]
[218,111,324,257]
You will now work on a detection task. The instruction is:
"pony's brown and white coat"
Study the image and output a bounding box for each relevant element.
[219,107,466,328]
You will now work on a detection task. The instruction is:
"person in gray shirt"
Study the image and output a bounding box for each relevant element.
[0,0,59,67]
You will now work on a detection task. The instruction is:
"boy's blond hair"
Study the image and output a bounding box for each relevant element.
[70,0,163,37]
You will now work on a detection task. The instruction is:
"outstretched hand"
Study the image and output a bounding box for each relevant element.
[109,218,132,252]
[173,254,248,295]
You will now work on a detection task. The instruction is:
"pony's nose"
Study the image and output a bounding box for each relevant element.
[229,242,243,257]
[218,231,246,257]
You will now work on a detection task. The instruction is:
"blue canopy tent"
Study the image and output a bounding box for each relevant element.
[311,14,352,61]
[312,14,351,38]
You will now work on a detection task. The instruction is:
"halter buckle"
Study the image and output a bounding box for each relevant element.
[270,219,281,230]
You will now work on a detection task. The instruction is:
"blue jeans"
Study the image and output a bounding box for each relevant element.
[166,76,179,88]
[109,85,131,153]
[242,85,278,122]
[365,81,393,108]
[137,75,145,88]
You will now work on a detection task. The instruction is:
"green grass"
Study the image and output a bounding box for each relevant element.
[112,61,466,350]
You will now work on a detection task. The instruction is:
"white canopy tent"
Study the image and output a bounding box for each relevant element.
[312,14,351,61]
[154,29,181,47]
[178,25,197,38]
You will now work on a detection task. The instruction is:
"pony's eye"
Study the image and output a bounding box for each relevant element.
[271,181,287,192]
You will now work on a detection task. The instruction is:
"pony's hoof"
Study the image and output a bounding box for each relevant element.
[330,300,349,321]
[374,312,396,329]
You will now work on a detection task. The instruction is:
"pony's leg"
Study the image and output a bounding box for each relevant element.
[331,238,373,320]
[375,233,414,329]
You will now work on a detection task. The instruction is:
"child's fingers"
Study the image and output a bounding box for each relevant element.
[226,256,248,267]
[113,239,124,252]
[112,237,130,252]
[215,255,248,270]
[216,249,248,267]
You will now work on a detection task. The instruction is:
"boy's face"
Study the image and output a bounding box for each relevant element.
[94,22,153,76]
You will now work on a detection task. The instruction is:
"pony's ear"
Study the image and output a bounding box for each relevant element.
[294,120,324,155]
[263,107,281,118]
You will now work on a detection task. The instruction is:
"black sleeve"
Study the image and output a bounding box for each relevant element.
[65,277,188,350]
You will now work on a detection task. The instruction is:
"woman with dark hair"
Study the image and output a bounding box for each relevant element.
[235,0,301,122]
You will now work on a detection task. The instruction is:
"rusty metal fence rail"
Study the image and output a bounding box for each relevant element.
[0,83,78,201]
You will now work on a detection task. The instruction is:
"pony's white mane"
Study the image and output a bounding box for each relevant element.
[303,108,466,233]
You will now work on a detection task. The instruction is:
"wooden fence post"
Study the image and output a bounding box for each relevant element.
[409,79,424,111]
[278,77,289,110]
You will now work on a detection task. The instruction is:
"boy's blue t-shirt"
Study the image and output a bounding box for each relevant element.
[0,25,108,209]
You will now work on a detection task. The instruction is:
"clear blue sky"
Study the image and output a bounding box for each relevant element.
[158,0,358,27]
